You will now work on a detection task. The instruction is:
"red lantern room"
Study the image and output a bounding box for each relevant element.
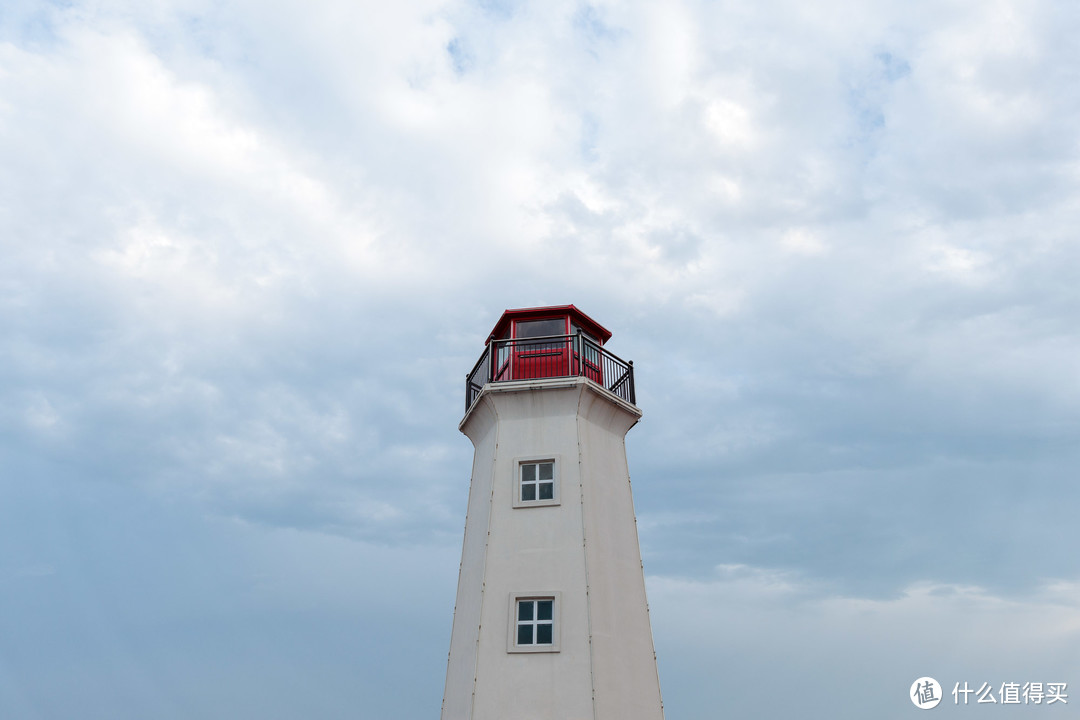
[465,305,635,410]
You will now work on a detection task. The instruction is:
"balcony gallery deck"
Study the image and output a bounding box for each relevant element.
[465,305,635,410]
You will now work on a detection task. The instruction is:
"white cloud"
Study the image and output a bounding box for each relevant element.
[649,568,1080,717]
[23,393,61,432]
[780,227,829,256]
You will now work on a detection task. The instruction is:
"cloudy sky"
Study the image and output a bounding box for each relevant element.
[1,0,1078,717]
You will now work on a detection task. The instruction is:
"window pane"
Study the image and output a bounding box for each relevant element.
[515,318,565,338]
[518,625,533,645]
[521,483,536,501]
[518,601,533,621]
[539,482,553,500]
[521,464,536,483]
[539,463,553,481]
[537,600,553,620]
[536,624,553,645]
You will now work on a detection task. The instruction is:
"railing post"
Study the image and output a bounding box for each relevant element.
[576,331,583,376]
[488,341,495,383]
[628,361,635,405]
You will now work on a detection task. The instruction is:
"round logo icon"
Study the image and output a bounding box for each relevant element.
[911,677,942,709]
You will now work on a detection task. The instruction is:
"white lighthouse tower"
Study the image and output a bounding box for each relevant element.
[441,306,664,720]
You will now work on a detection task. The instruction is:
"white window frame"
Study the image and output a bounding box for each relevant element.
[513,455,560,508]
[507,592,561,653]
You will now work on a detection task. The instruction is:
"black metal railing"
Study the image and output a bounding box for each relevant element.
[465,333,635,410]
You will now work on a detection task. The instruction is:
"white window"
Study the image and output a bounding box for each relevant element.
[513,457,560,507]
[521,461,554,501]
[507,593,560,653]
[517,598,553,645]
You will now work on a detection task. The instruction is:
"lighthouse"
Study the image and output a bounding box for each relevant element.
[441,306,664,720]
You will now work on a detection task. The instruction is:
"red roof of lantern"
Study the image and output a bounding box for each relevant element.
[486,305,613,345]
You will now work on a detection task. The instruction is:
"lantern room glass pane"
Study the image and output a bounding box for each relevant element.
[515,318,565,339]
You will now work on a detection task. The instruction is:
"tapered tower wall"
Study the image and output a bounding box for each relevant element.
[441,377,663,720]
[576,387,663,718]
